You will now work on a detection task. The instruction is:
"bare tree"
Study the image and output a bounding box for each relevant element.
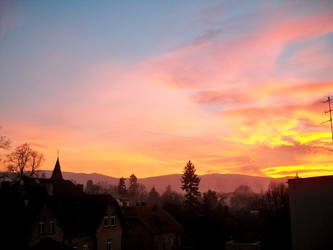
[263,182,289,213]
[6,143,44,180]
[30,150,44,173]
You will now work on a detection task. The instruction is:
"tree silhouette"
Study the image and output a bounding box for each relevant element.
[161,185,183,218]
[148,187,160,206]
[181,160,201,208]
[128,174,139,196]
[6,143,44,180]
[85,179,101,194]
[117,177,127,196]
[261,182,289,213]
[230,185,255,211]
[203,189,218,211]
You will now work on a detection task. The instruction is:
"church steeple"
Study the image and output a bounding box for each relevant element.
[51,156,63,181]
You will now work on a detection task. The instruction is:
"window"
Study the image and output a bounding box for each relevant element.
[104,214,116,227]
[110,213,116,226]
[49,219,55,234]
[104,216,109,227]
[39,217,46,234]
[83,244,89,250]
[106,239,112,250]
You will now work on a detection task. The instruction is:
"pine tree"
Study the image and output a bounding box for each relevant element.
[128,174,139,196]
[117,177,127,196]
[181,160,201,208]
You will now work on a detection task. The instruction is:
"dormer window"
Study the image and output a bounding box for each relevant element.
[49,219,55,234]
[110,213,116,226]
[39,217,46,234]
[104,216,109,227]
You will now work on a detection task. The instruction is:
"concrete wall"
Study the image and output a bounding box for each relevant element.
[288,176,333,250]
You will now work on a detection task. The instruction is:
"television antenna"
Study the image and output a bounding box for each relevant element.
[322,96,333,142]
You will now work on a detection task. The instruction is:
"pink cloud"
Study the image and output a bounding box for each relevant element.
[134,10,333,91]
[283,42,333,79]
[191,88,253,106]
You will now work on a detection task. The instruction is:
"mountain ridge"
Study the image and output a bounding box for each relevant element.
[40,170,290,193]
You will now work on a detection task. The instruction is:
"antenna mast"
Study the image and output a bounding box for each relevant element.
[323,96,333,142]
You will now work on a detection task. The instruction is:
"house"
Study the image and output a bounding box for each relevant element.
[27,194,125,250]
[288,175,333,250]
[27,199,64,247]
[122,206,183,250]
[0,157,125,250]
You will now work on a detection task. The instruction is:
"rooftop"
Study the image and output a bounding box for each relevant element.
[288,175,333,184]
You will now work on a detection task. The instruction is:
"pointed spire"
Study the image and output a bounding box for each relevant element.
[51,156,63,181]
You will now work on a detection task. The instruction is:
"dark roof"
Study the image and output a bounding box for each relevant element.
[22,174,84,198]
[288,175,333,184]
[0,182,49,248]
[52,179,83,198]
[47,194,125,238]
[51,157,63,181]
[124,206,183,234]
[30,238,73,250]
[21,175,52,185]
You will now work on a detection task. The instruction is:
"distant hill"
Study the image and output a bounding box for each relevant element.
[41,171,290,194]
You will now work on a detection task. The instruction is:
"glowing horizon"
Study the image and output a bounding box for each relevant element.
[1,0,333,178]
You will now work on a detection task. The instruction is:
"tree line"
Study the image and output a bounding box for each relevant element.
[83,160,290,249]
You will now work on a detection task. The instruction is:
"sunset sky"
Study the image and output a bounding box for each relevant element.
[1,0,333,178]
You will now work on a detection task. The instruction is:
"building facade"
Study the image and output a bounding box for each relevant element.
[288,175,333,250]
[1,157,125,250]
